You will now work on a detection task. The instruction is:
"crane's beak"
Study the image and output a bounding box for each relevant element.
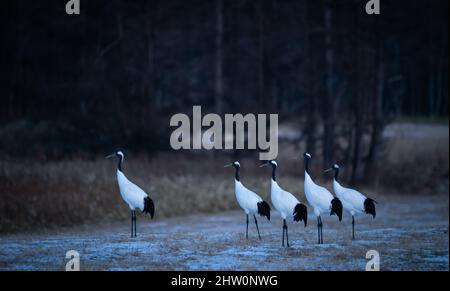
[324,168,333,172]
[259,163,268,168]
[105,154,115,159]
[223,163,233,168]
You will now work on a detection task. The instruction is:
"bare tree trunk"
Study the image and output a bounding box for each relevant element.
[434,48,445,116]
[392,42,403,118]
[215,0,224,114]
[322,0,335,170]
[2,0,21,120]
[364,40,384,184]
[351,110,363,184]
[144,1,156,114]
[428,56,436,118]
[304,0,316,155]
[351,5,362,184]
[258,0,266,113]
[351,56,363,184]
[230,1,240,110]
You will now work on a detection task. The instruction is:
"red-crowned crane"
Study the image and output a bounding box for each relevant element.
[326,164,376,240]
[106,150,154,237]
[302,153,342,244]
[260,160,307,247]
[224,161,271,240]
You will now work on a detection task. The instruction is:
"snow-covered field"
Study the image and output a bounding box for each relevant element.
[0,194,448,271]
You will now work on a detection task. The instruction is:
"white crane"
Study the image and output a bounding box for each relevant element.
[302,153,342,244]
[325,164,376,240]
[106,150,155,237]
[260,160,307,247]
[224,161,271,240]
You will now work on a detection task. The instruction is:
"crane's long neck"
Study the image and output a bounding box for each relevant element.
[117,156,123,172]
[334,168,340,181]
[271,164,277,182]
[304,158,310,175]
[234,166,240,182]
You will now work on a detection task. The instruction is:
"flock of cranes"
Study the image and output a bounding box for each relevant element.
[107,150,376,246]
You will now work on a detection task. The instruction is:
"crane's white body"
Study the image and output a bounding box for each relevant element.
[271,179,299,220]
[264,160,306,247]
[227,161,269,240]
[235,180,263,214]
[333,179,366,216]
[117,170,148,211]
[304,171,334,216]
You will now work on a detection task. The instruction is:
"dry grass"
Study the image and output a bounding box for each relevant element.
[379,124,449,194]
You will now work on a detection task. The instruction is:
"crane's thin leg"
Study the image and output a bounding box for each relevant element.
[352,215,355,240]
[130,210,134,238]
[246,214,249,240]
[132,211,135,237]
[319,216,323,244]
[253,215,261,240]
[283,219,290,247]
[317,216,320,244]
[133,211,137,237]
[282,220,285,247]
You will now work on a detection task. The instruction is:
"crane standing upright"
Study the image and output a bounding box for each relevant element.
[106,150,155,237]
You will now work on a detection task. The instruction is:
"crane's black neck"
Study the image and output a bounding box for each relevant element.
[304,158,310,174]
[117,156,123,172]
[334,168,340,181]
[234,166,240,182]
[271,164,277,182]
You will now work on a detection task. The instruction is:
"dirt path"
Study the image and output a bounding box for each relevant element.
[0,194,448,271]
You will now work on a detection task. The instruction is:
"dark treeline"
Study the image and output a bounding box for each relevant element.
[0,0,448,181]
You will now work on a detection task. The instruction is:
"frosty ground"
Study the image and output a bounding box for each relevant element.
[0,194,448,271]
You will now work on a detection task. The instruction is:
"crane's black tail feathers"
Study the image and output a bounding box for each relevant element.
[293,203,308,227]
[257,201,271,221]
[364,198,377,218]
[143,196,155,219]
[330,198,343,221]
